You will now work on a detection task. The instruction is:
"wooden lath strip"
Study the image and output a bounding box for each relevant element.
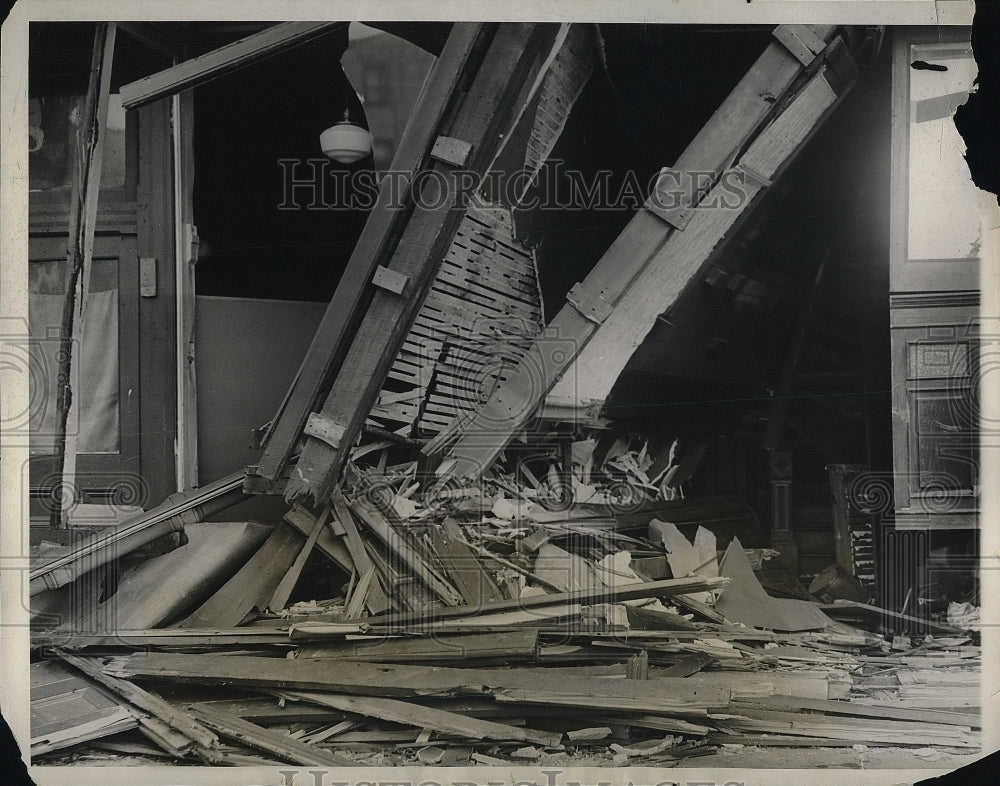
[119,22,342,109]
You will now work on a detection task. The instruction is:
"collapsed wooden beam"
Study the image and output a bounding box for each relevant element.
[434,26,857,482]
[245,23,487,494]
[55,650,219,751]
[118,22,341,109]
[282,23,559,505]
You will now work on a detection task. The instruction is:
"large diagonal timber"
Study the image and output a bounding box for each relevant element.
[118,22,342,109]
[282,23,558,505]
[245,23,487,494]
[434,25,858,483]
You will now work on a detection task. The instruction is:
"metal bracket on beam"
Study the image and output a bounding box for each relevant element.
[566,283,613,325]
[372,265,411,296]
[735,162,773,190]
[773,25,827,66]
[430,135,473,167]
[304,413,346,449]
[644,169,696,231]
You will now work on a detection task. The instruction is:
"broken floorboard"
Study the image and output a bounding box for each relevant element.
[110,652,731,707]
[345,574,728,630]
[276,690,563,747]
[179,521,305,629]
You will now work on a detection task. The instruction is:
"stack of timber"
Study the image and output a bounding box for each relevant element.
[30,463,980,766]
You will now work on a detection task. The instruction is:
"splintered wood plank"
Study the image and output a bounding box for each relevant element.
[295,629,538,662]
[32,628,293,649]
[429,520,504,607]
[730,695,980,728]
[716,712,976,746]
[55,651,218,750]
[269,506,330,612]
[180,522,304,628]
[186,703,350,767]
[52,22,117,529]
[119,23,340,109]
[285,24,555,505]
[113,652,731,707]
[281,504,353,574]
[659,652,715,677]
[330,491,391,615]
[343,566,376,619]
[278,690,562,747]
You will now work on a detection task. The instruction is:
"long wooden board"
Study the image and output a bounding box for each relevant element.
[179,522,303,629]
[119,23,341,109]
[294,628,538,662]
[112,652,731,706]
[186,703,349,767]
[366,575,728,627]
[278,690,562,747]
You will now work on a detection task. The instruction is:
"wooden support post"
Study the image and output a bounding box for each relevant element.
[330,490,391,614]
[118,22,341,109]
[51,22,116,527]
[245,24,488,494]
[436,27,855,483]
[283,23,556,505]
[173,89,199,491]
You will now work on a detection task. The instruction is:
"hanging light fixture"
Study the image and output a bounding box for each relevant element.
[319,104,372,164]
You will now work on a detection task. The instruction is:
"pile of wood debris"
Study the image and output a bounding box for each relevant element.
[29,462,980,767]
